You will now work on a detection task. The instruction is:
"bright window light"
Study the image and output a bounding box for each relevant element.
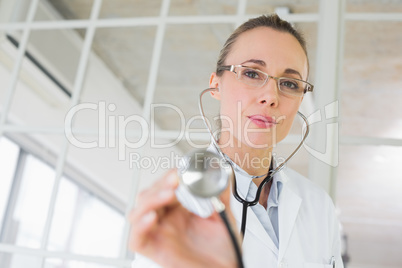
[48,178,125,258]
[0,137,19,232]
[45,258,117,268]
[12,155,55,248]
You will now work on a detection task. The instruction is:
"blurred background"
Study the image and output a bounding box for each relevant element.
[0,0,401,267]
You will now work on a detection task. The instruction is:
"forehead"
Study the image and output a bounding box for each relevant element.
[227,27,308,78]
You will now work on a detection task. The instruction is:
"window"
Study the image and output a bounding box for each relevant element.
[0,137,125,267]
[0,137,20,233]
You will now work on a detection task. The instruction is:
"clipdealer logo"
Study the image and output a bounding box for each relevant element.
[303,101,339,167]
[64,100,339,168]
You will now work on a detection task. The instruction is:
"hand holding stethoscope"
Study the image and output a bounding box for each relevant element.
[129,168,242,268]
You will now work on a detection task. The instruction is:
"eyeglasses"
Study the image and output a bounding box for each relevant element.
[218,65,314,97]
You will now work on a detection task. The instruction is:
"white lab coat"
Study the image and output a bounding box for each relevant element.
[235,167,343,268]
[132,166,344,268]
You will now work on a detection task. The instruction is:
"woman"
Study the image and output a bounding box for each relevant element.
[129,14,343,268]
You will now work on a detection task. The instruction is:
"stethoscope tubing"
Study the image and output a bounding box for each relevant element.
[232,160,274,236]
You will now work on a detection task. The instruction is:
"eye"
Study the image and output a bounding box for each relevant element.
[244,70,259,79]
[280,79,300,90]
[242,68,262,80]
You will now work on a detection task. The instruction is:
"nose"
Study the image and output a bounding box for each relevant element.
[258,77,279,107]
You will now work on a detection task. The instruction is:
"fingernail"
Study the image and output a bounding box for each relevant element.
[141,210,156,224]
[159,189,174,200]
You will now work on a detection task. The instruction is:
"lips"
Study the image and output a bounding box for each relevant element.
[247,115,277,128]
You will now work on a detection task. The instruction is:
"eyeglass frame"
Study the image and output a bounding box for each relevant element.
[217,65,314,96]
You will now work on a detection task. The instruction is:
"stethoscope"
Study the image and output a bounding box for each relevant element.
[179,88,310,268]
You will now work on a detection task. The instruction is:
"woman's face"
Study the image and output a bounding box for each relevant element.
[210,27,308,149]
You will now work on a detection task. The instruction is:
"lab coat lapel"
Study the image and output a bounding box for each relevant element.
[278,173,302,261]
[230,190,279,256]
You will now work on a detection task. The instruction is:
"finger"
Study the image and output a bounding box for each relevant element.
[128,170,180,250]
[137,169,178,198]
[129,191,175,253]
[131,184,179,228]
[134,169,179,210]
[129,209,157,251]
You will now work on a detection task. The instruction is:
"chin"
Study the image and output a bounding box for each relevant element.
[242,133,277,149]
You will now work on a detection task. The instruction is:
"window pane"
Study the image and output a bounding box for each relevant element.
[48,0,162,20]
[8,28,83,129]
[45,258,119,268]
[0,138,19,232]
[44,0,95,20]
[295,22,318,84]
[247,0,319,14]
[155,23,228,131]
[100,0,163,18]
[11,253,42,268]
[90,26,156,106]
[48,178,125,258]
[347,0,402,13]
[10,155,55,248]
[336,145,402,267]
[0,252,42,268]
[47,178,79,252]
[170,0,237,15]
[69,191,124,258]
[342,21,402,139]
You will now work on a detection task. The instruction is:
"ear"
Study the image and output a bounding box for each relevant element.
[209,72,221,100]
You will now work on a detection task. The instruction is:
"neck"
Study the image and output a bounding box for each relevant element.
[218,137,272,187]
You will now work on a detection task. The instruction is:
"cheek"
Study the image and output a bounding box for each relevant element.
[220,88,248,116]
[278,101,301,134]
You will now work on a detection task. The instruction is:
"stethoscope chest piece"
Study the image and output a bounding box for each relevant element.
[179,149,234,198]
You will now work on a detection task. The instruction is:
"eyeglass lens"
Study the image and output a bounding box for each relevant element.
[237,66,306,96]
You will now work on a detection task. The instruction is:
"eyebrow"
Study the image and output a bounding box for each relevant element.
[283,68,303,80]
[241,59,304,80]
[241,59,266,67]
